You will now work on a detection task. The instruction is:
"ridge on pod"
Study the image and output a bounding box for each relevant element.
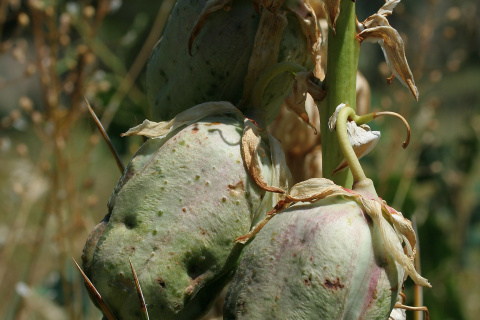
[146,0,317,123]
[82,102,291,319]
[224,178,430,319]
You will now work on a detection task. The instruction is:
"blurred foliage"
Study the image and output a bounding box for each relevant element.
[0,0,479,319]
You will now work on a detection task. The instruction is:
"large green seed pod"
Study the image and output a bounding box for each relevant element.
[224,197,404,320]
[224,176,430,320]
[82,104,290,319]
[146,0,314,122]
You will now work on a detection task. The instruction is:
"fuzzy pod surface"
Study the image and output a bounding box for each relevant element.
[82,115,279,320]
[146,0,312,122]
[224,197,404,320]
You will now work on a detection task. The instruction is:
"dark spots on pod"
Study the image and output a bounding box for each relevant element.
[304,276,312,287]
[192,125,199,133]
[324,277,345,290]
[124,245,136,254]
[156,277,166,288]
[182,207,187,213]
[124,214,137,229]
[185,251,214,283]
[390,285,399,292]
[228,181,245,194]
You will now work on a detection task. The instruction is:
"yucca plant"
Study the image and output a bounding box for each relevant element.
[79,0,432,319]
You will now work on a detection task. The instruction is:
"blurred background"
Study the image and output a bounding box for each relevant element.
[0,0,478,319]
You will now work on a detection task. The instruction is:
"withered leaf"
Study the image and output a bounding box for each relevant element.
[121,101,243,138]
[358,26,419,101]
[286,0,322,75]
[284,72,319,134]
[360,197,430,287]
[322,0,341,32]
[242,119,286,194]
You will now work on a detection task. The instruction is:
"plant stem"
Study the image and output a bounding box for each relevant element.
[336,107,367,183]
[320,0,360,188]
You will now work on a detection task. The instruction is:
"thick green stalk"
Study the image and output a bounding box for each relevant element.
[320,0,360,188]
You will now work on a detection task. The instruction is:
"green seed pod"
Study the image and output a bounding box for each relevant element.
[224,177,430,319]
[224,197,404,319]
[82,103,290,319]
[146,0,315,122]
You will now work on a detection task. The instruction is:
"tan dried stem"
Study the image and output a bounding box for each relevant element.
[129,258,150,320]
[85,98,125,173]
[393,303,430,320]
[72,258,117,320]
[373,111,411,149]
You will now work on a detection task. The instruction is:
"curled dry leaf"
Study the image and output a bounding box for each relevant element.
[378,0,401,17]
[321,0,341,32]
[284,71,323,134]
[241,5,287,103]
[121,101,244,138]
[236,177,431,288]
[285,0,322,76]
[358,26,419,101]
[359,0,418,101]
[269,93,320,158]
[242,119,287,194]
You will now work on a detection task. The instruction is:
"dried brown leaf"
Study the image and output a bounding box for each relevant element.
[284,72,319,134]
[361,198,431,287]
[121,101,243,138]
[241,6,287,103]
[358,26,419,101]
[286,0,322,77]
[242,119,286,194]
[322,0,341,31]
